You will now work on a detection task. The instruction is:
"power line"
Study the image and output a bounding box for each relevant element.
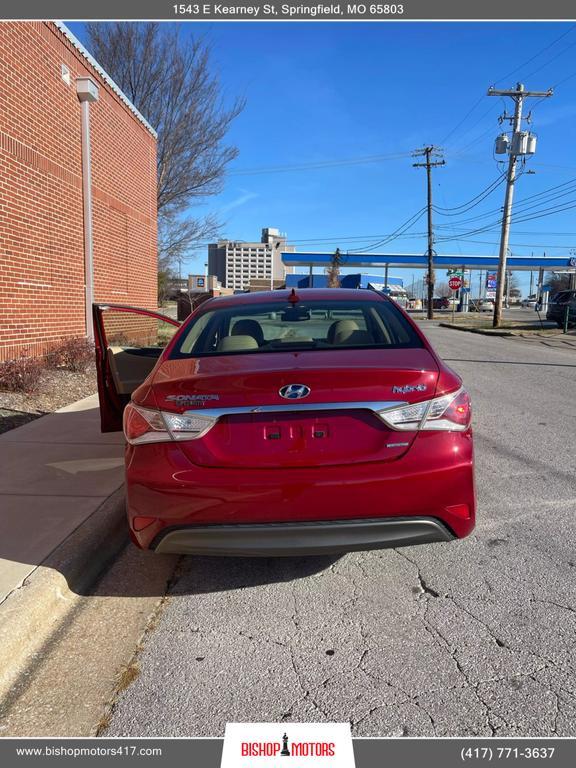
[352,207,427,253]
[433,172,507,214]
[493,24,576,85]
[444,104,501,153]
[227,152,413,176]
[431,237,576,249]
[434,176,576,229]
[435,197,576,243]
[523,36,576,81]
[531,67,576,110]
[440,95,485,146]
[551,69,576,89]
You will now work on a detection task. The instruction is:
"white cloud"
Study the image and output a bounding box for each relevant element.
[220,189,258,213]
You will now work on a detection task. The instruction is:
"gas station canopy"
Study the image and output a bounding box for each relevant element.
[281,252,576,272]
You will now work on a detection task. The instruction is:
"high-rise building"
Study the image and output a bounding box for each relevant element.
[208,228,294,291]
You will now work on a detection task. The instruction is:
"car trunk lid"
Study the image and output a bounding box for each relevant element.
[151,348,439,468]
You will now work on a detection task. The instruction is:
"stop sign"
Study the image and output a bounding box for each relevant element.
[448,276,463,291]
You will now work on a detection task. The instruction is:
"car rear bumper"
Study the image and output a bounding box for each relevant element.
[125,429,476,551]
[151,516,455,556]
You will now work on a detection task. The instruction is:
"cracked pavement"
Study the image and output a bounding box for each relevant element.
[103,325,576,737]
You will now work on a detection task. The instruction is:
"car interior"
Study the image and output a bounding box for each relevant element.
[172,301,423,358]
[106,347,159,395]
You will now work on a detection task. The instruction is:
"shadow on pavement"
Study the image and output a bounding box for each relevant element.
[0,408,46,434]
[88,547,341,599]
[173,553,341,596]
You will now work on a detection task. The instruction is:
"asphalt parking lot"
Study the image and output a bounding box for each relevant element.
[101,324,576,737]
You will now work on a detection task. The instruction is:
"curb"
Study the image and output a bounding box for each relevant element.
[438,323,515,337]
[0,487,127,706]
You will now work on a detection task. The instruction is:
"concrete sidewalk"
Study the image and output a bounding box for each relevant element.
[0,394,126,702]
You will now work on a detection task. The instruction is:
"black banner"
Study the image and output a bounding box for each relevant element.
[0,739,575,768]
[0,1,574,21]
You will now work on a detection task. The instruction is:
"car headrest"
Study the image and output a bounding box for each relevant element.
[231,317,264,347]
[328,319,360,344]
[334,329,373,346]
[231,319,264,346]
[217,335,259,352]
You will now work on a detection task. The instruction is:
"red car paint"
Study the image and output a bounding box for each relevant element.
[94,290,475,554]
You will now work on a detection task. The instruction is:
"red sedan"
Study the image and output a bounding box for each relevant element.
[94,289,475,556]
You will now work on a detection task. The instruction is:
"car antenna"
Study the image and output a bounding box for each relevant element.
[288,288,299,304]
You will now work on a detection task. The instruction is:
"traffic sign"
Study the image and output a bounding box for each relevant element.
[448,276,463,291]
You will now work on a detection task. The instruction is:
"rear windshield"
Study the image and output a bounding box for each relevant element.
[170,299,424,358]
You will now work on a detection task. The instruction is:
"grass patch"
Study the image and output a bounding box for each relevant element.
[116,661,140,693]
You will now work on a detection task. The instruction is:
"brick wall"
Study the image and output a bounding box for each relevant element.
[0,22,158,361]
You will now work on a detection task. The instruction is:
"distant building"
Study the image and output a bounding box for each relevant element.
[286,273,403,289]
[247,278,286,292]
[175,275,233,321]
[188,274,219,293]
[208,228,295,291]
[286,273,408,306]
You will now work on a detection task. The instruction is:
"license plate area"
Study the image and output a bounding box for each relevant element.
[181,409,414,468]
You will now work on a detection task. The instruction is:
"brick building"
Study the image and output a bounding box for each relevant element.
[0,22,158,361]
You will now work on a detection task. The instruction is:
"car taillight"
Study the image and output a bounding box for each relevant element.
[123,404,168,444]
[123,404,216,445]
[378,388,471,432]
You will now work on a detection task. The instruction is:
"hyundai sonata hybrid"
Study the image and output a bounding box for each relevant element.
[94,289,475,556]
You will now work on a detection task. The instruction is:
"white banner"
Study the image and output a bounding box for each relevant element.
[221,723,355,768]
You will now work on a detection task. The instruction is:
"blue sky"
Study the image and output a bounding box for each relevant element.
[67,22,576,294]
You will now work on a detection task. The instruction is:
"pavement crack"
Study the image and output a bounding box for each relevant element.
[394,549,440,598]
[530,596,576,615]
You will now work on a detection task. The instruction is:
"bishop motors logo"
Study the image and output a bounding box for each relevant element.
[222,723,355,768]
[241,732,336,758]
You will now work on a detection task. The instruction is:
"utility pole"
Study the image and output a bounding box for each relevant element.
[488,82,552,327]
[413,146,445,319]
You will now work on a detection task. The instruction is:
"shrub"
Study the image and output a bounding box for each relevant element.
[47,337,95,373]
[0,355,44,393]
[106,331,130,346]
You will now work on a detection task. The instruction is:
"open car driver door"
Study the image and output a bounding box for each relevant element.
[93,303,180,432]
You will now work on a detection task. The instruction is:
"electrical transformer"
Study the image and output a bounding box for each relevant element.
[495,133,509,154]
[511,131,529,155]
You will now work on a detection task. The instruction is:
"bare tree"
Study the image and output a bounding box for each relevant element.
[325,248,343,288]
[86,23,244,272]
[545,271,571,294]
[505,271,520,295]
[435,282,452,298]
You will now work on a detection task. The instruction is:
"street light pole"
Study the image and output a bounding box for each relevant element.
[76,77,99,343]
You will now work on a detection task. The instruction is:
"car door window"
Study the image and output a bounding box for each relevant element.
[94,304,180,432]
[102,311,178,350]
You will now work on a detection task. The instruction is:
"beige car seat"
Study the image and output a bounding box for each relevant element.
[217,335,259,352]
[231,319,265,346]
[327,319,373,346]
